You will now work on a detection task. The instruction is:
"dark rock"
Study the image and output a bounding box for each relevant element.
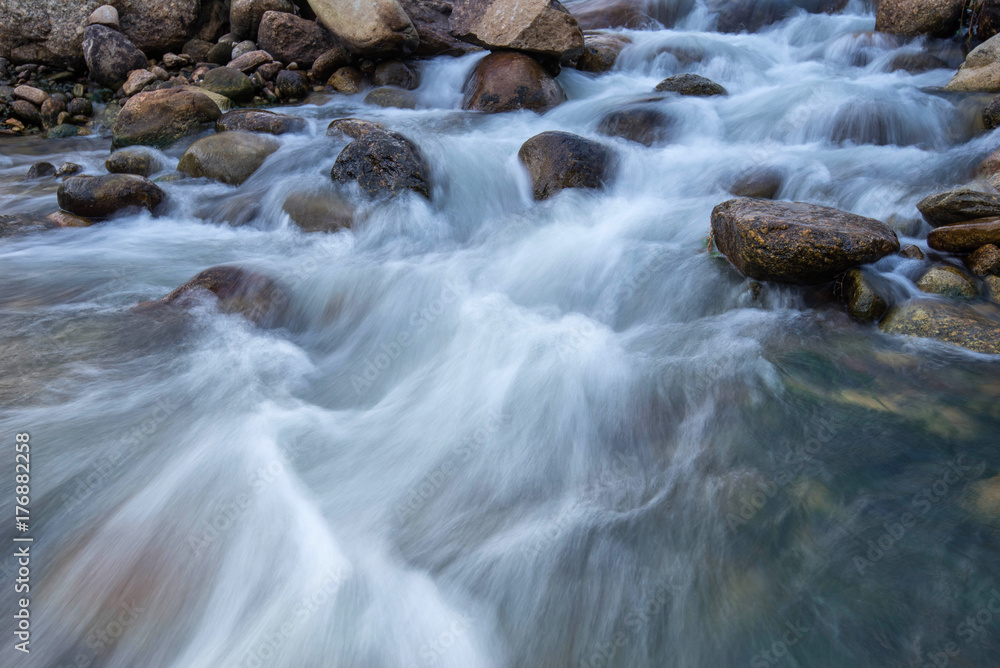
[462,52,565,113]
[11,100,42,127]
[178,131,281,185]
[57,174,165,218]
[450,0,584,58]
[82,25,147,90]
[112,88,222,149]
[258,11,340,67]
[106,148,158,176]
[201,66,256,102]
[27,161,56,179]
[182,39,214,62]
[364,87,418,108]
[927,217,1000,252]
[985,94,1000,130]
[517,131,611,200]
[374,61,418,89]
[217,108,306,134]
[573,33,631,73]
[597,105,674,146]
[967,244,1000,276]
[655,73,727,96]
[256,61,282,81]
[328,66,363,93]
[55,163,83,177]
[330,128,431,198]
[875,0,962,38]
[156,266,289,327]
[710,198,901,284]
[207,41,234,66]
[917,189,1000,227]
[917,265,979,298]
[880,299,1000,354]
[47,124,80,138]
[231,0,295,40]
[728,166,784,199]
[841,268,889,323]
[228,49,273,73]
[274,70,309,98]
[711,0,793,33]
[67,97,93,117]
[899,244,926,260]
[311,48,353,82]
[398,0,480,56]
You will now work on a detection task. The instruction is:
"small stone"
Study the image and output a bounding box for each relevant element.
[899,244,925,260]
[841,268,890,323]
[573,34,631,73]
[257,62,282,81]
[311,48,352,82]
[655,73,728,96]
[48,124,80,138]
[207,42,233,66]
[201,67,255,102]
[27,162,56,179]
[966,244,1000,276]
[228,50,273,73]
[231,40,258,60]
[216,108,306,134]
[150,66,170,81]
[13,85,48,106]
[327,67,363,94]
[374,61,418,89]
[67,98,93,117]
[123,70,158,97]
[182,39,214,62]
[106,148,157,176]
[46,211,93,228]
[326,118,387,139]
[57,111,71,125]
[10,101,41,127]
[55,163,83,177]
[916,265,979,298]
[275,70,309,99]
[87,5,121,30]
[162,53,192,69]
[40,97,65,127]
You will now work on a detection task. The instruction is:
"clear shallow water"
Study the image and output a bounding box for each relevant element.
[2,2,1000,667]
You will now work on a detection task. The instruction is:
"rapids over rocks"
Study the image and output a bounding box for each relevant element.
[2,2,1000,667]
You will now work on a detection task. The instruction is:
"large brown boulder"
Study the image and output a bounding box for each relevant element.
[710,199,900,284]
[257,11,341,66]
[306,0,419,54]
[82,25,148,89]
[917,189,1000,227]
[178,132,281,186]
[518,131,611,200]
[945,34,1000,92]
[57,174,165,218]
[880,300,1000,354]
[330,127,431,198]
[398,0,480,56]
[927,218,1000,253]
[112,88,222,149]
[450,0,584,58]
[156,266,290,328]
[875,0,962,38]
[462,52,565,113]
[231,0,295,40]
[217,109,306,135]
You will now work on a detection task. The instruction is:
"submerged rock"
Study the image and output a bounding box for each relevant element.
[927,217,1000,252]
[216,109,306,135]
[112,88,222,149]
[880,299,1000,354]
[916,265,979,298]
[728,166,785,199]
[518,131,611,200]
[710,198,900,284]
[450,0,584,58]
[155,266,289,327]
[330,127,431,198]
[27,161,56,179]
[106,148,159,177]
[178,131,281,186]
[283,190,356,231]
[841,268,889,323]
[917,189,1000,227]
[597,105,674,146]
[572,33,631,73]
[462,52,565,113]
[655,73,727,96]
[0,214,58,238]
[57,174,165,218]
[326,118,388,139]
[365,87,418,109]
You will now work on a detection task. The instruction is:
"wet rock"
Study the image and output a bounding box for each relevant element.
[232,0,295,40]
[156,266,289,327]
[207,41,233,66]
[330,127,431,198]
[258,11,340,67]
[176,85,234,113]
[398,0,480,56]
[450,0,584,58]
[597,105,674,146]
[967,244,1000,276]
[217,108,306,134]
[984,94,1000,130]
[946,34,1000,92]
[46,211,93,228]
[11,101,42,127]
[899,244,925,260]
[0,214,57,237]
[88,5,120,30]
[57,174,165,218]
[231,40,258,60]
[82,25,148,90]
[275,70,309,99]
[162,52,193,69]
[308,0,419,55]
[56,163,83,177]
[67,97,93,117]
[570,0,661,30]
[178,131,281,186]
[328,67,364,93]
[374,61,418,89]
[728,166,784,199]
[228,49,273,73]
[927,217,1000,252]
[106,148,158,176]
[987,275,1000,303]
[364,87,418,108]
[256,61,282,81]
[112,88,222,149]
[917,189,1000,227]
[655,73,727,96]
[888,51,948,73]
[710,198,901,284]
[123,69,157,97]
[326,118,388,139]
[200,67,255,102]
[573,33,631,73]
[518,131,611,200]
[27,161,56,179]
[875,0,962,38]
[880,299,1000,354]
[311,48,353,82]
[40,97,65,127]
[462,52,565,113]
[13,85,47,107]
[283,190,356,231]
[48,124,81,138]
[183,38,214,62]
[917,265,979,298]
[841,268,889,323]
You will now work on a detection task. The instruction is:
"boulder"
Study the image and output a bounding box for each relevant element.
[450,0,584,58]
[917,189,1000,227]
[365,87,418,108]
[967,244,1000,276]
[57,174,165,218]
[655,73,727,96]
[82,25,148,89]
[0,214,58,237]
[116,0,204,54]
[178,131,281,186]
[306,0,419,54]
[156,266,289,327]
[462,52,565,113]
[207,41,233,65]
[398,0,480,56]
[330,128,431,198]
[328,66,364,93]
[573,33,631,73]
[88,5,120,30]
[112,88,222,149]
[217,109,306,134]
[916,265,979,298]
[875,0,963,38]
[517,131,611,200]
[946,34,1000,92]
[200,67,255,102]
[927,217,1000,253]
[55,163,83,177]
[841,268,889,323]
[258,11,340,66]
[311,47,353,82]
[710,198,900,284]
[597,105,674,146]
[232,0,295,40]
[880,300,1000,354]
[11,101,42,127]
[374,61,418,89]
[106,148,158,176]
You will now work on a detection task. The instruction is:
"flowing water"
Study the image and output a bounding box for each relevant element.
[3,2,1000,667]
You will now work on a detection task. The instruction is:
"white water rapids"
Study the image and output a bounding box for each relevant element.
[2,2,1000,667]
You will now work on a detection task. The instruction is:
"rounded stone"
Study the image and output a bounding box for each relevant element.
[57,174,165,218]
[178,131,281,186]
